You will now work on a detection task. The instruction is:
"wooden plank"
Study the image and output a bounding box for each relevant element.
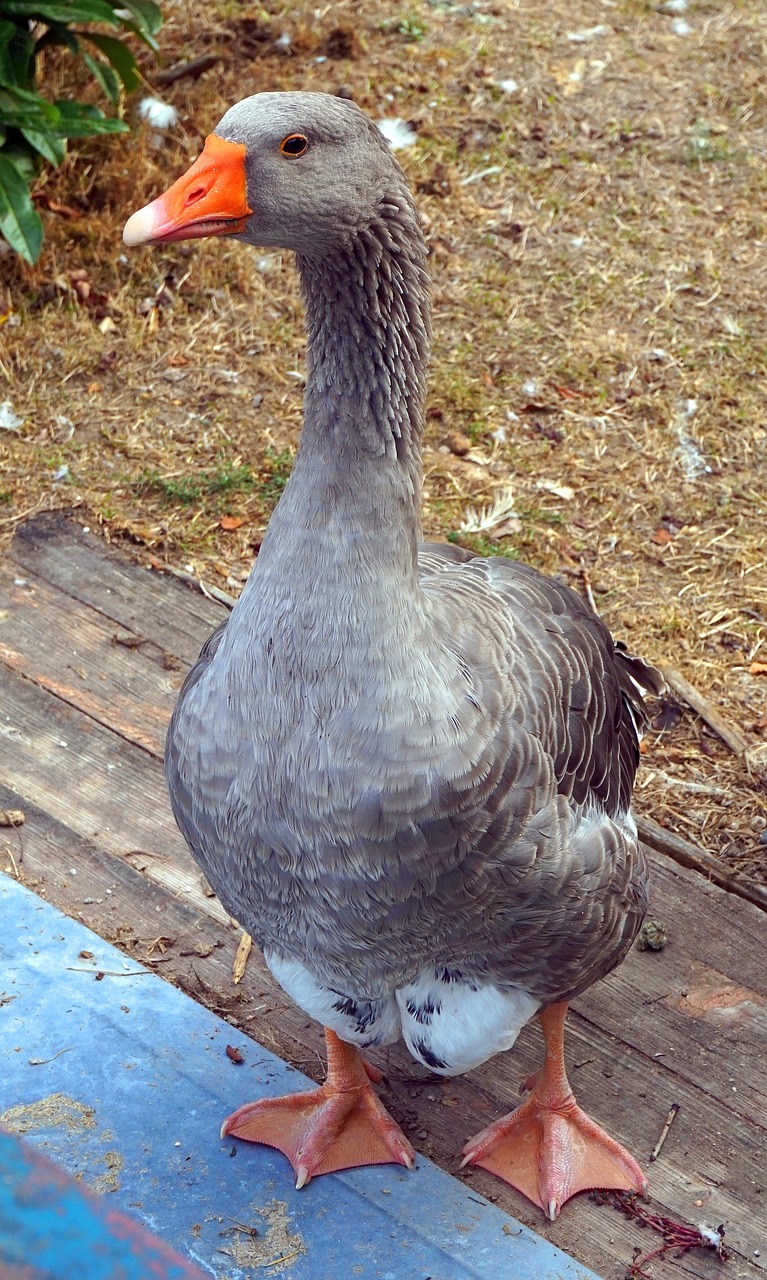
[0,778,284,1037]
[7,512,223,662]
[578,854,767,1124]
[0,665,230,928]
[637,812,767,912]
[0,560,176,758]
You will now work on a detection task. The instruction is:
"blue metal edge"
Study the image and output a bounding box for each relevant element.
[0,874,599,1280]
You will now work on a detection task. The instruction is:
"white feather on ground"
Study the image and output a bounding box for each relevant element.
[377,118,418,150]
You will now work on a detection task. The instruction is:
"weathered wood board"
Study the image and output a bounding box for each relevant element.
[1,513,765,1280]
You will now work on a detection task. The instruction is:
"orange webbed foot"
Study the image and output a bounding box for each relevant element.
[221,1030,414,1187]
[461,1003,647,1219]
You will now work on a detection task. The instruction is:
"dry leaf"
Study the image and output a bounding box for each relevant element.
[749,661,767,676]
[232,930,253,984]
[553,57,586,95]
[550,383,585,400]
[447,431,472,456]
[0,809,25,827]
[745,743,767,774]
[45,198,81,219]
[86,381,101,394]
[536,479,575,501]
[651,527,672,545]
[220,515,246,531]
[226,1044,245,1064]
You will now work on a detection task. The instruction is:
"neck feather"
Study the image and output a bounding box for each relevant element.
[242,188,430,616]
[296,190,430,497]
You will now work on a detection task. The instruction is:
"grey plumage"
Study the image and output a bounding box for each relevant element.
[162,92,662,1073]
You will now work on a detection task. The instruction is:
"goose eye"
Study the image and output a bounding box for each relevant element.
[280,133,308,157]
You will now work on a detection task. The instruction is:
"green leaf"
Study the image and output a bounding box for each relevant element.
[34,22,79,56]
[112,6,162,53]
[81,32,139,91]
[20,124,65,165]
[0,23,35,88]
[0,2,120,25]
[0,151,42,262]
[81,49,120,103]
[0,20,14,73]
[54,99,128,137]
[0,22,17,88]
[1,143,37,180]
[116,0,162,40]
[0,84,60,129]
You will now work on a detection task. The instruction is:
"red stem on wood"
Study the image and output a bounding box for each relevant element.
[591,1191,728,1278]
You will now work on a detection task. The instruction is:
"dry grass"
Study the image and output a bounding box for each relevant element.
[2,0,766,881]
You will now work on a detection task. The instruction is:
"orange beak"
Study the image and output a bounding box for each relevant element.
[123,135,252,247]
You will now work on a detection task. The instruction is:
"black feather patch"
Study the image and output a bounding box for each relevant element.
[414,1039,448,1071]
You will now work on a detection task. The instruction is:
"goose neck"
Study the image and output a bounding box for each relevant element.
[296,193,430,492]
[244,193,431,606]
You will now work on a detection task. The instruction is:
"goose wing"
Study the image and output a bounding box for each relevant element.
[412,542,663,998]
[419,541,662,815]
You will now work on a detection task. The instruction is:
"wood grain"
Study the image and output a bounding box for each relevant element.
[636,812,767,912]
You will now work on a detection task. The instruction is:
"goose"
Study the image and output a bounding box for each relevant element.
[124,91,662,1220]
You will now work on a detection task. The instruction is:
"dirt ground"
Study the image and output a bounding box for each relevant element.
[1,0,766,884]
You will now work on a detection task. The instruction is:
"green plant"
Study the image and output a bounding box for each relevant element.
[377,13,428,42]
[260,446,292,503]
[0,0,162,263]
[134,462,259,508]
[446,530,518,559]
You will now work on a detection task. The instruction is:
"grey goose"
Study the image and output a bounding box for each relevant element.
[124,91,661,1219]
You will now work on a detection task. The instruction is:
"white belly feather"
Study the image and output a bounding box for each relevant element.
[265,952,539,1077]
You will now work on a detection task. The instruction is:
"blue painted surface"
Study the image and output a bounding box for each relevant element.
[1,1128,208,1279]
[0,877,599,1279]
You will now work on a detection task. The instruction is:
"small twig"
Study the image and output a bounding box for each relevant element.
[66,967,150,977]
[154,54,221,86]
[3,846,20,879]
[636,812,767,912]
[659,663,749,755]
[29,1047,72,1066]
[160,562,237,609]
[2,815,24,878]
[232,930,253,985]
[580,560,598,613]
[650,1102,679,1161]
[0,500,46,528]
[260,1250,300,1269]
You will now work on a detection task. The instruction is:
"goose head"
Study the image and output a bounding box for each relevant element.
[123,91,404,257]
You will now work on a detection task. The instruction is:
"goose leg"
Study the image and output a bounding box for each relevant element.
[460,1002,647,1219]
[221,1028,415,1187]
